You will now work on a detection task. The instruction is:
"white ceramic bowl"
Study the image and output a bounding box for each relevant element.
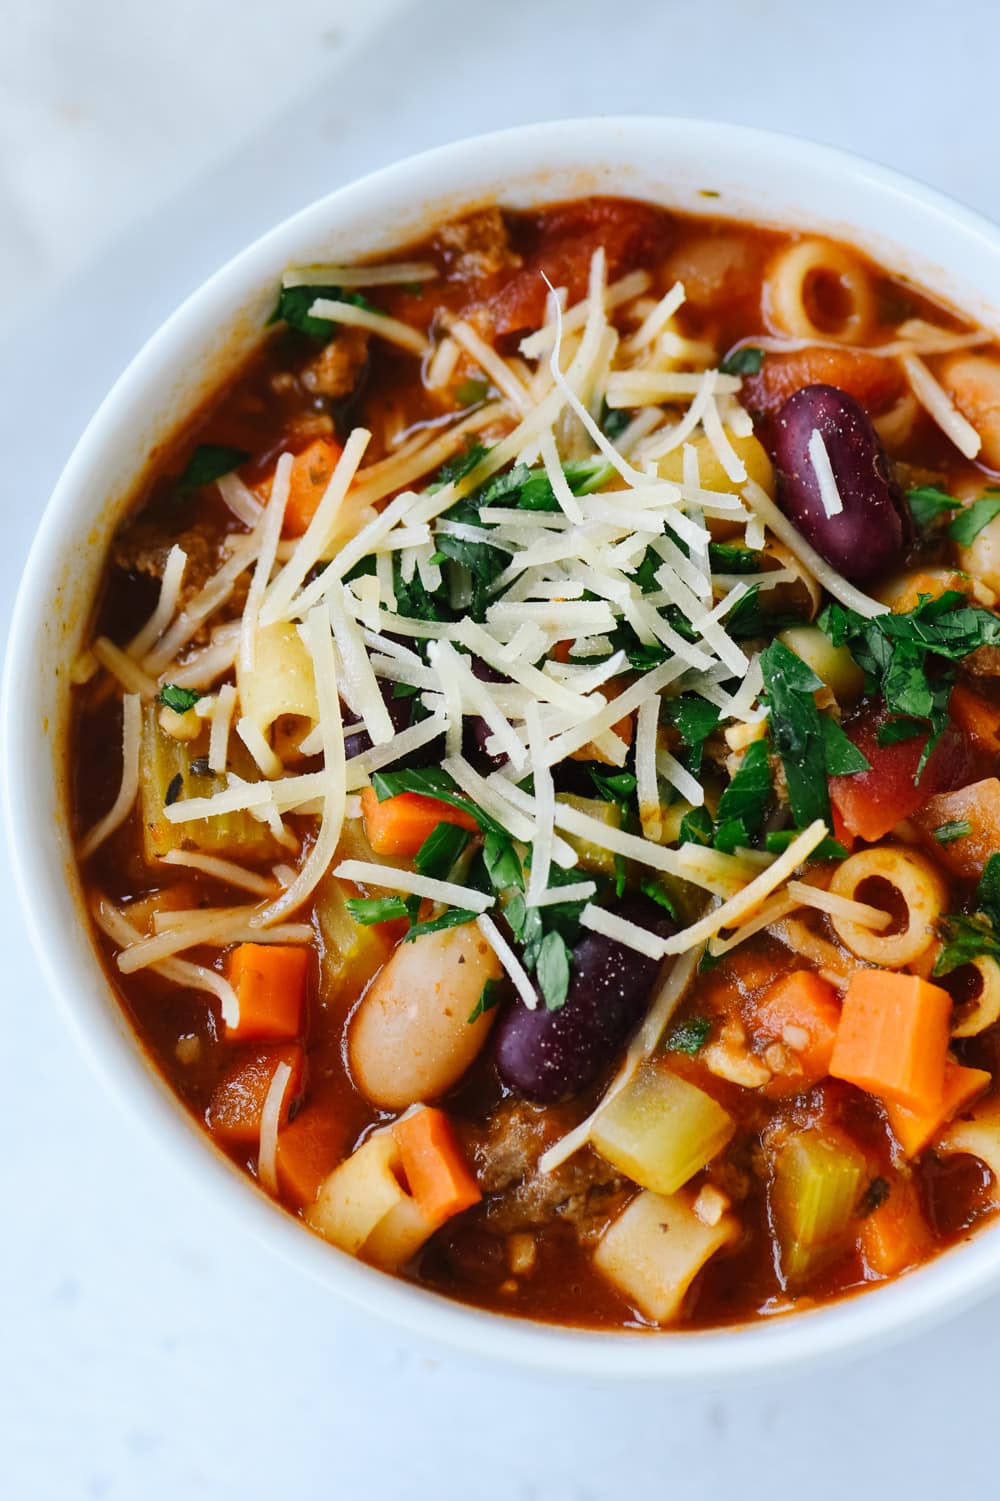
[8,117,1000,1380]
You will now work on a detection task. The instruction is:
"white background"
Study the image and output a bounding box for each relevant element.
[4,1,1000,1496]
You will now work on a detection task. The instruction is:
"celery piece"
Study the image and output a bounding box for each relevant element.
[138,704,279,862]
[769,1127,867,1287]
[555,794,620,877]
[591,1063,734,1195]
[316,866,395,1004]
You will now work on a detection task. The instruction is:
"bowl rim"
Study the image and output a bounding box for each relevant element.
[8,113,1000,1381]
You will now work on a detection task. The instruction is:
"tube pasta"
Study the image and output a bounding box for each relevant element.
[237,620,319,740]
[765,238,876,346]
[828,846,947,967]
[950,956,1000,1039]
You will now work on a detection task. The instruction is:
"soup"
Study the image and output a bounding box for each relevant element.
[71,197,1000,1329]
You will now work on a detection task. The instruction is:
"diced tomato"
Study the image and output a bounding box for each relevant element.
[741,348,903,424]
[207,1044,305,1147]
[829,706,975,843]
[486,199,667,337]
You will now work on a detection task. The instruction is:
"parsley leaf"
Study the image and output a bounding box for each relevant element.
[454,378,490,406]
[933,912,1000,976]
[468,977,504,1024]
[536,929,571,1011]
[345,896,409,925]
[270,283,379,340]
[666,1015,713,1055]
[720,346,764,375]
[664,695,720,773]
[764,829,848,860]
[977,853,1000,927]
[934,819,972,844]
[402,907,479,943]
[429,441,490,490]
[759,639,832,829]
[601,401,631,440]
[482,830,524,892]
[818,592,1000,773]
[158,684,202,713]
[177,445,249,494]
[906,485,958,531]
[589,768,638,803]
[876,717,926,747]
[949,495,1000,547]
[679,805,714,847]
[821,716,871,775]
[715,738,771,835]
[414,822,471,880]
[707,542,764,575]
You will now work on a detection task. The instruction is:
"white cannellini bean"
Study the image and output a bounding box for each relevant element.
[350,922,503,1108]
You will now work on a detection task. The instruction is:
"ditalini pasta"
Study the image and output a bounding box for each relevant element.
[72,195,1000,1331]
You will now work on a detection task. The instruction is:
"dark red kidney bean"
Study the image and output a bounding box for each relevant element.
[772,384,907,582]
[494,897,675,1103]
[342,682,412,762]
[467,658,510,771]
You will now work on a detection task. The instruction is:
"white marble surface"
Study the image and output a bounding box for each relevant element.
[5,1,1000,1496]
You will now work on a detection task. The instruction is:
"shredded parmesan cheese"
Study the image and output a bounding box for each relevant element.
[78,694,142,859]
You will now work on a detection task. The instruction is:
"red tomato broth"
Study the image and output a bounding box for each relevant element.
[69,196,1000,1332]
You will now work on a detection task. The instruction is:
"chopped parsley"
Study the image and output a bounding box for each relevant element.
[666,1015,713,1055]
[414,822,471,880]
[820,591,1000,776]
[371,766,505,837]
[535,928,572,1012]
[934,856,1000,976]
[402,908,479,943]
[158,684,202,714]
[759,639,832,828]
[177,445,249,494]
[345,896,409,925]
[949,493,1000,547]
[905,484,958,531]
[269,283,379,340]
[468,977,504,1024]
[715,738,771,837]
[720,346,764,376]
[933,819,972,845]
[454,378,490,406]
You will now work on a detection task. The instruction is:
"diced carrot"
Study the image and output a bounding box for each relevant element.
[207,1044,305,1147]
[360,785,477,857]
[276,1102,348,1209]
[278,438,343,538]
[225,943,309,1041]
[750,969,841,1096]
[886,570,969,615]
[551,639,573,664]
[859,1176,933,1277]
[913,777,1000,879]
[392,1106,481,1228]
[830,971,951,1114]
[884,1059,991,1158]
[949,683,1000,756]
